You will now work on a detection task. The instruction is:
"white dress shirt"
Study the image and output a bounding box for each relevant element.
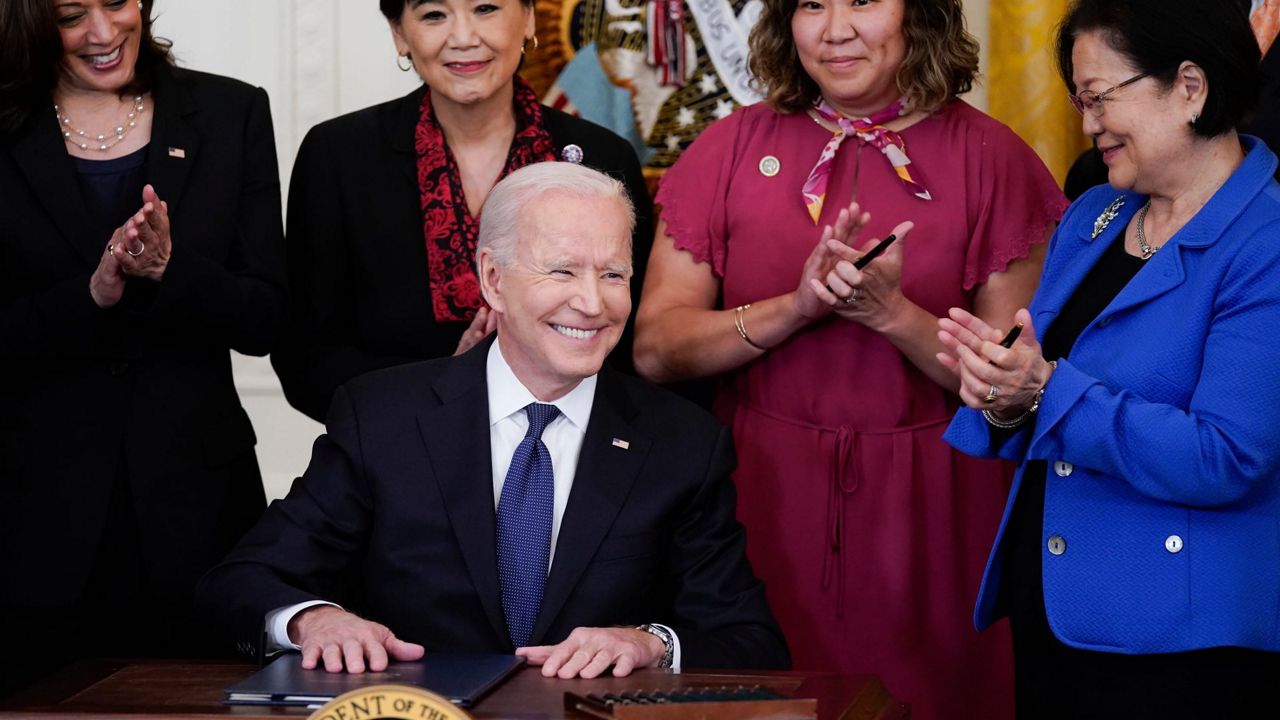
[266,340,680,668]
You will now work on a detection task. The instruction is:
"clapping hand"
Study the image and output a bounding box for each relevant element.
[937,307,1054,416]
[808,220,914,332]
[112,184,172,282]
[793,201,872,321]
[89,225,130,308]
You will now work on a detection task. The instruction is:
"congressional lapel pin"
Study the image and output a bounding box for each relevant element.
[611,438,630,450]
[759,155,780,177]
[167,147,186,159]
[561,144,584,164]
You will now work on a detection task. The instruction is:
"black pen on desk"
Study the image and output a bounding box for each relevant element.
[853,233,898,270]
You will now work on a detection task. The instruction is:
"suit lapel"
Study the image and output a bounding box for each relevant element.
[416,339,508,646]
[1101,241,1187,318]
[10,113,100,267]
[1032,194,1157,344]
[146,67,200,215]
[531,370,651,644]
[1039,197,1137,319]
[1100,142,1273,321]
[390,84,425,182]
[373,86,433,306]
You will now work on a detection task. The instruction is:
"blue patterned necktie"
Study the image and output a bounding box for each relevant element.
[496,402,560,648]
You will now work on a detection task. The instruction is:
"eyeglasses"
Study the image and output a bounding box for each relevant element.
[1068,72,1150,116]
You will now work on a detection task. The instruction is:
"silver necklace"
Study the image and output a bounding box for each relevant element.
[1135,202,1158,260]
[53,95,145,152]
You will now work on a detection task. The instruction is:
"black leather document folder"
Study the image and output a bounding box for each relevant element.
[224,653,525,708]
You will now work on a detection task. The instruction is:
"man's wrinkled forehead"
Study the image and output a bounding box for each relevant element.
[518,193,632,256]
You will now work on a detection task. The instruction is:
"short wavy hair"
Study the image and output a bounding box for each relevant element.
[748,0,980,115]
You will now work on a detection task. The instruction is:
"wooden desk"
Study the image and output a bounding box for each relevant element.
[0,660,907,720]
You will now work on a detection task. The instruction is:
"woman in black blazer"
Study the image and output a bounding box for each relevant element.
[271,0,653,422]
[0,0,284,694]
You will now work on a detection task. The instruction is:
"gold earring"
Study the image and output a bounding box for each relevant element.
[532,35,539,51]
[396,54,413,72]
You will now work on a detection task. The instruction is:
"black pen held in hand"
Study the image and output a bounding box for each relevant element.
[985,322,1025,370]
[998,322,1024,348]
[823,233,899,299]
[854,233,898,269]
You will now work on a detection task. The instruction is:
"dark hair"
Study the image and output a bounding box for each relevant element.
[379,0,535,23]
[748,0,979,115]
[0,0,174,135]
[1055,0,1259,137]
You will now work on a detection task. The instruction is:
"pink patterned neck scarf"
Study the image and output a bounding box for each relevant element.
[801,97,931,224]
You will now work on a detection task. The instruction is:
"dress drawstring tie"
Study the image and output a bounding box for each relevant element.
[823,425,860,618]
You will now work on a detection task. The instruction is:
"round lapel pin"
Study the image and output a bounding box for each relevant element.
[561,144,584,164]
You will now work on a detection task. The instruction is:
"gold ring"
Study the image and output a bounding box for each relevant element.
[983,384,998,404]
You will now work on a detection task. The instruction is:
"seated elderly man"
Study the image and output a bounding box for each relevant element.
[197,162,788,678]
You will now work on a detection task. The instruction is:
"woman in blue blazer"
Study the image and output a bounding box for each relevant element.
[937,0,1280,717]
[0,0,283,697]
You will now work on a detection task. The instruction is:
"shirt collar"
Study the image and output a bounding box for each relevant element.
[486,339,596,432]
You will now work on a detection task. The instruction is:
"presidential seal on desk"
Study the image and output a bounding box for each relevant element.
[308,685,471,720]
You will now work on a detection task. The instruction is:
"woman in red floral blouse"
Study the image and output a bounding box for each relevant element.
[272,0,652,422]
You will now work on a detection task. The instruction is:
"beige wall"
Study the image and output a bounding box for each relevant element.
[963,0,991,112]
[152,1,432,500]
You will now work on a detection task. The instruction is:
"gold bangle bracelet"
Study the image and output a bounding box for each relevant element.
[734,304,767,351]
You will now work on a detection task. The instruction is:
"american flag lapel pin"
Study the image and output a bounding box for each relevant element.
[167,147,186,158]
[611,438,630,450]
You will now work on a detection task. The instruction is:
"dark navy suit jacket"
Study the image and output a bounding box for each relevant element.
[198,337,788,669]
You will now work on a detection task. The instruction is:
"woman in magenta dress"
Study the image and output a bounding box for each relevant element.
[633,1,1066,717]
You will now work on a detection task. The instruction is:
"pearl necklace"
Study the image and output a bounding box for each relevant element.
[53,95,145,152]
[1135,202,1158,260]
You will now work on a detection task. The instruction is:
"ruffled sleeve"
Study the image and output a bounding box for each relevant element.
[963,121,1070,290]
[654,111,747,278]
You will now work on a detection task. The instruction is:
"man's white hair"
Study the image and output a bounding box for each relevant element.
[476,162,635,267]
